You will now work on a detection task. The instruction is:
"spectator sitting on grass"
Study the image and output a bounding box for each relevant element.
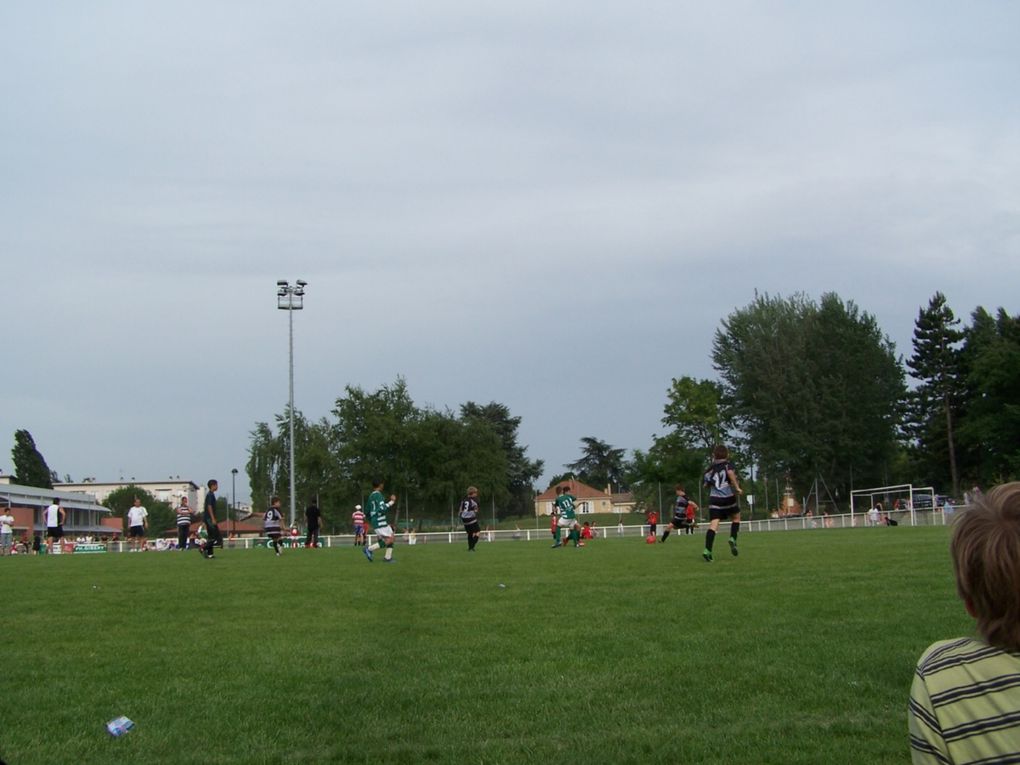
[908,481,1020,763]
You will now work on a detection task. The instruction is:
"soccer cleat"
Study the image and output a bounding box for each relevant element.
[729,538,739,557]
[383,557,395,563]
[702,549,713,563]
[551,542,561,548]
[363,547,373,562]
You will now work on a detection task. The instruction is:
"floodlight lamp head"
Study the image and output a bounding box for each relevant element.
[296,279,307,287]
[277,279,288,286]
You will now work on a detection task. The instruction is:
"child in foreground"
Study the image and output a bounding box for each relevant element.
[908,481,1020,764]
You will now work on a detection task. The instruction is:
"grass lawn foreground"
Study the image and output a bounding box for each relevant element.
[4,526,967,764]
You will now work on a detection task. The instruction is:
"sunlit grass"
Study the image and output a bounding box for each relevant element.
[4,526,965,763]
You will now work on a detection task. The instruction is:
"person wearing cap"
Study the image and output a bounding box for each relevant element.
[352,504,366,546]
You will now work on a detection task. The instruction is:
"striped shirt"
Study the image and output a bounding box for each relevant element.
[176,505,192,527]
[264,507,283,534]
[909,636,1020,764]
[352,510,365,527]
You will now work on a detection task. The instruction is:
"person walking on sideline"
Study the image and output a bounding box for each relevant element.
[702,445,743,563]
[201,479,223,559]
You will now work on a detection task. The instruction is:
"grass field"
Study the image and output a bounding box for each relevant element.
[4,527,968,764]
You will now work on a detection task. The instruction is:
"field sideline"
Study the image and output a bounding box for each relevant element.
[5,527,966,764]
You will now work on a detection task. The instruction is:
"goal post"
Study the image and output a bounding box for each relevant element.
[849,484,936,527]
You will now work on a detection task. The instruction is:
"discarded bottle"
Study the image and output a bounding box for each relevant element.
[106,716,135,737]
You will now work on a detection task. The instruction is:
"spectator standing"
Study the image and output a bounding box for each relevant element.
[305,502,321,548]
[176,497,193,551]
[0,505,14,556]
[352,505,366,546]
[43,499,65,554]
[127,498,148,552]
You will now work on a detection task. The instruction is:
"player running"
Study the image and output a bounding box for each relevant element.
[552,485,581,549]
[264,496,284,556]
[459,486,482,552]
[661,484,698,542]
[702,445,743,562]
[363,480,397,563]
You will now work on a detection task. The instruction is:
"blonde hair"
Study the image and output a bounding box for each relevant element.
[951,481,1020,652]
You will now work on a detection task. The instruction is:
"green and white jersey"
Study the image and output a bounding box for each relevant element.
[367,490,391,528]
[554,493,577,521]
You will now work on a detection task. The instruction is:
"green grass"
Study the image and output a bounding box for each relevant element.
[4,527,968,764]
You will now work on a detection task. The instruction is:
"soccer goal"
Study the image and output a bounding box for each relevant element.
[849,484,936,527]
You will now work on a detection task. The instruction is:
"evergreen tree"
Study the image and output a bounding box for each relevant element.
[11,429,54,489]
[565,437,629,492]
[906,292,964,496]
[956,307,1020,485]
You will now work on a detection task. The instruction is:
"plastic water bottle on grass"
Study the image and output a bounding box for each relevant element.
[106,716,135,737]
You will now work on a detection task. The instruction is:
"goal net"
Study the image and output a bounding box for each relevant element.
[849,484,936,527]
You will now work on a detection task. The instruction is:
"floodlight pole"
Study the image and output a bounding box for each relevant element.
[277,279,307,529]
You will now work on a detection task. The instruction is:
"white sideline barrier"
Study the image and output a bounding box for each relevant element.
[95,509,958,553]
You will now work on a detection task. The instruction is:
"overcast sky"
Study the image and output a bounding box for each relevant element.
[2,2,1017,502]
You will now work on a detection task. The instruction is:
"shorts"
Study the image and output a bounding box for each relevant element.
[47,526,63,540]
[671,515,687,528]
[129,525,145,538]
[557,516,576,529]
[1,532,12,547]
[374,524,394,540]
[267,530,281,539]
[709,495,739,521]
[463,521,481,536]
[354,524,365,535]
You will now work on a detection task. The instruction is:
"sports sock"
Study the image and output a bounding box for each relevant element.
[368,542,380,552]
[661,529,670,542]
[730,522,740,542]
[705,529,716,552]
[384,545,393,561]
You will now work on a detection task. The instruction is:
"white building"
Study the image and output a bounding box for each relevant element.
[54,479,204,509]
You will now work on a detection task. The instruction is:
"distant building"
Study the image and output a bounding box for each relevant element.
[54,479,204,510]
[0,482,117,537]
[534,479,635,516]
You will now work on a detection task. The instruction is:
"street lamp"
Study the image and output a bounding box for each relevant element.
[231,468,238,538]
[277,279,307,528]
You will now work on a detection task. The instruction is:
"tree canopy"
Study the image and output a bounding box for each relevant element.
[712,292,905,500]
[11,429,54,489]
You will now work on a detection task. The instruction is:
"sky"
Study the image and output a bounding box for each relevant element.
[2,1,1018,503]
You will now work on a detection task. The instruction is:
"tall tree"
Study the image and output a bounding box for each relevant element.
[11,429,54,489]
[565,436,628,492]
[460,402,544,517]
[661,377,729,453]
[712,292,904,499]
[906,292,964,495]
[956,307,1020,485]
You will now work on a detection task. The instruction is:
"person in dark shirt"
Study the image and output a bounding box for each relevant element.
[459,487,481,552]
[201,479,223,559]
[305,502,322,548]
